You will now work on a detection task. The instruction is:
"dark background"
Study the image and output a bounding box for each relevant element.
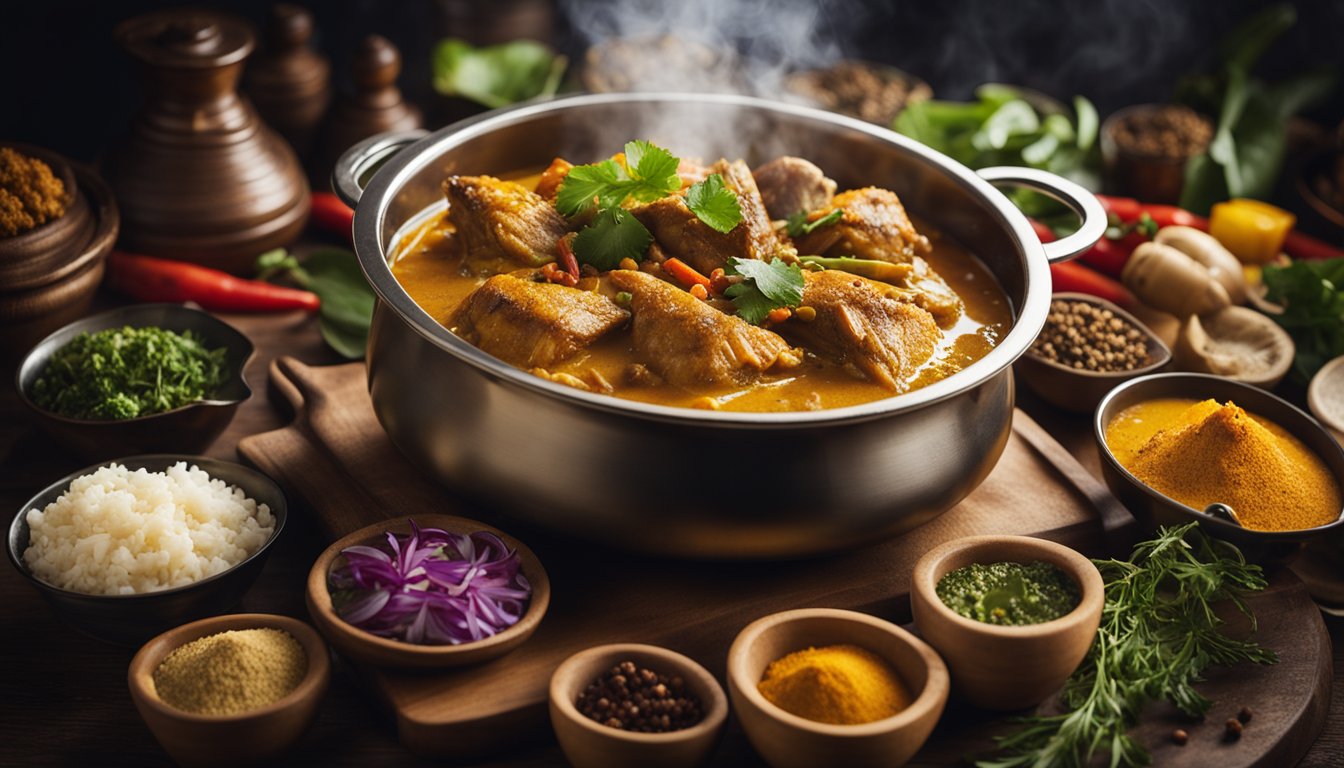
[4,0,1342,166]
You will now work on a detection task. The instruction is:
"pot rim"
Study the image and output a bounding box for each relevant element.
[351,91,1053,427]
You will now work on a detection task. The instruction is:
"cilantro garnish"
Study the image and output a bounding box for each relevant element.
[785,207,844,238]
[555,141,681,216]
[724,257,805,325]
[572,208,653,270]
[685,173,742,233]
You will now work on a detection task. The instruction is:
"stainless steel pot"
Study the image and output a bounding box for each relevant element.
[335,93,1105,558]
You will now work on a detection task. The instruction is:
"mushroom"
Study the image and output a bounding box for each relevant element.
[1153,226,1247,304]
[1172,305,1295,388]
[1122,242,1231,318]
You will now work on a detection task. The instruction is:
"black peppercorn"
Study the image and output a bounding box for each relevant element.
[1171,728,1189,746]
[1224,718,1243,742]
[576,660,703,733]
[1237,706,1253,724]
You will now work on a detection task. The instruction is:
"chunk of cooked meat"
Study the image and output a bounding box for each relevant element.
[785,269,939,391]
[445,175,570,272]
[450,273,628,368]
[631,158,780,276]
[533,158,572,201]
[608,269,802,388]
[791,187,931,263]
[752,156,837,220]
[900,256,962,328]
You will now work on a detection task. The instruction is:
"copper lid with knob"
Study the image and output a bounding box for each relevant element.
[103,8,309,275]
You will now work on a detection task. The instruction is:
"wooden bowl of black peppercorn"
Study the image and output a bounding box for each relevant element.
[549,643,728,768]
[1015,292,1171,413]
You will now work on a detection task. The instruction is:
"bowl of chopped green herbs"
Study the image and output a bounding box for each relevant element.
[15,303,254,460]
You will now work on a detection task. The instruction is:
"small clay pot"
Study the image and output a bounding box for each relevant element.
[0,142,92,289]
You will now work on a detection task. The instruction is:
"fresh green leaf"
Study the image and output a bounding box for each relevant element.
[973,100,1040,152]
[1218,4,1297,74]
[1262,258,1344,381]
[572,208,653,270]
[431,38,566,110]
[685,173,742,233]
[555,142,682,217]
[257,248,375,360]
[724,257,804,324]
[786,208,844,238]
[1073,96,1099,151]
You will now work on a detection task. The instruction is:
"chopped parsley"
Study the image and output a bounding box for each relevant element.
[31,326,227,420]
[785,207,844,238]
[724,257,805,325]
[685,173,743,233]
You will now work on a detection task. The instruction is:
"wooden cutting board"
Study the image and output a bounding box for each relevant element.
[238,358,1331,765]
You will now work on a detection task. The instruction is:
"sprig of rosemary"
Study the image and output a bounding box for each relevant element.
[976,523,1277,768]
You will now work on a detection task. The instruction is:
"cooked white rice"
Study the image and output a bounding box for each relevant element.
[23,462,276,596]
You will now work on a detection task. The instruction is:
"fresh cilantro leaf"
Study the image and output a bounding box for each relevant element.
[555,142,682,217]
[685,173,742,233]
[431,39,566,110]
[572,208,653,270]
[556,160,624,216]
[624,140,681,200]
[724,257,805,324]
[785,208,844,238]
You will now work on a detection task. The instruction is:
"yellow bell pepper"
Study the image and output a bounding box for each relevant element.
[1208,198,1296,264]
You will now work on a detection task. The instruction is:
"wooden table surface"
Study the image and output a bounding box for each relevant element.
[1,304,1340,767]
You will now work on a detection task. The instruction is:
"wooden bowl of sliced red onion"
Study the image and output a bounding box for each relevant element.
[305,514,550,668]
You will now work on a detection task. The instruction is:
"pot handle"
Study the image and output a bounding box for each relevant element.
[331,129,430,208]
[976,166,1107,264]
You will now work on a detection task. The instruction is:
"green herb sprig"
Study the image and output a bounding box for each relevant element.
[431,39,566,110]
[724,256,805,325]
[258,248,376,360]
[1261,257,1344,381]
[31,326,227,420]
[786,207,844,238]
[977,523,1277,768]
[556,141,743,267]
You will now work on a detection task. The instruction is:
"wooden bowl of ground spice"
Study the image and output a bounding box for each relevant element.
[1101,103,1214,205]
[0,142,119,356]
[727,608,949,768]
[1016,293,1171,413]
[1096,372,1344,563]
[127,613,330,768]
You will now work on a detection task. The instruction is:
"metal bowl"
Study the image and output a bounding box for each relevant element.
[334,93,1106,558]
[15,303,254,462]
[1094,373,1344,563]
[7,455,287,645]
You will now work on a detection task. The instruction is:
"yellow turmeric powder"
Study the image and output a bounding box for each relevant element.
[0,147,66,238]
[1106,398,1342,532]
[757,644,912,725]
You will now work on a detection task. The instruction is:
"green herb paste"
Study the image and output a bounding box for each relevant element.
[936,560,1080,626]
[31,326,227,420]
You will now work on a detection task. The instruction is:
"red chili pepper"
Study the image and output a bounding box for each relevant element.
[557,234,581,281]
[1076,237,1136,279]
[310,192,355,242]
[1029,219,1057,244]
[1283,230,1344,261]
[1095,195,1208,230]
[107,251,321,313]
[1049,262,1133,307]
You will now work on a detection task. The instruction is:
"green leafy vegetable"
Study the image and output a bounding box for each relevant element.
[257,248,376,359]
[893,87,1100,217]
[685,173,742,233]
[786,208,844,238]
[571,208,654,271]
[31,326,226,420]
[1178,4,1336,214]
[977,523,1276,768]
[724,257,805,324]
[1261,257,1344,381]
[555,141,682,216]
[431,38,566,110]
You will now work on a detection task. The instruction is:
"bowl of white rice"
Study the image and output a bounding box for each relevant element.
[7,455,286,644]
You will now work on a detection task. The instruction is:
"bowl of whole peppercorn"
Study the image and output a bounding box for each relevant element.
[549,643,728,768]
[1016,293,1171,413]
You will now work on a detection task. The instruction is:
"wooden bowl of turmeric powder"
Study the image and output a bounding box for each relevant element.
[128,613,330,768]
[727,608,949,768]
[1096,372,1344,562]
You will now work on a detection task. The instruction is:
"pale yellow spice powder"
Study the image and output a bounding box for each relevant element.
[152,628,307,716]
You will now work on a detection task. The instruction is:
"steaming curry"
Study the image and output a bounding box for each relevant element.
[391,148,1012,412]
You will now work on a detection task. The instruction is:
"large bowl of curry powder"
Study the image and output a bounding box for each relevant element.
[0,142,119,356]
[1095,372,1344,563]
